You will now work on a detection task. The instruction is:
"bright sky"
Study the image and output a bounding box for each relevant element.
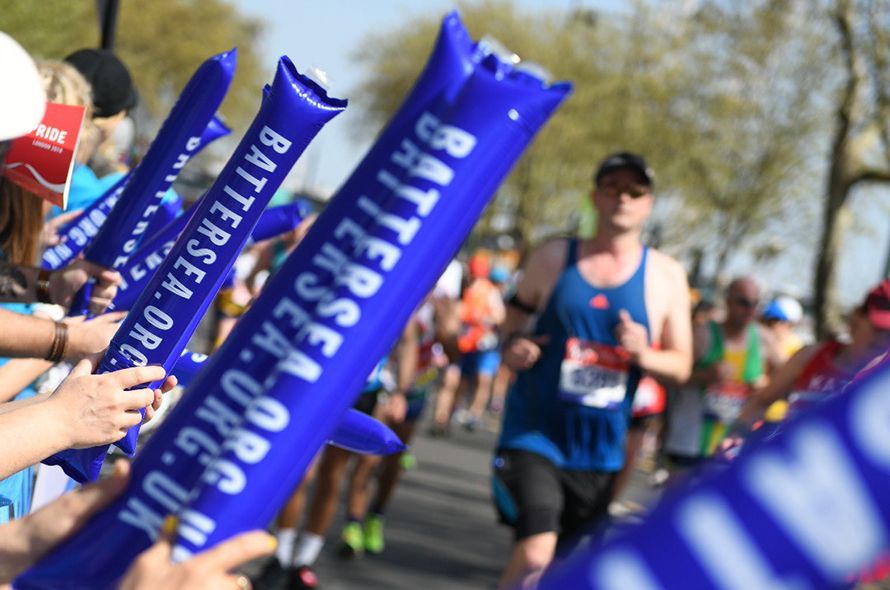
[231,0,606,195]
[231,0,888,307]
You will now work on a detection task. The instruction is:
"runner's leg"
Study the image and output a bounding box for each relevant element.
[432,363,461,432]
[371,421,418,513]
[498,533,559,590]
[493,451,564,590]
[304,446,353,535]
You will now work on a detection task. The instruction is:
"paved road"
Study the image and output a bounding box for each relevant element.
[250,418,656,590]
[307,424,511,590]
[246,414,890,590]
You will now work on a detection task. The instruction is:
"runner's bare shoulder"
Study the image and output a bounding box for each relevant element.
[646,248,688,287]
[644,248,692,351]
[519,238,570,308]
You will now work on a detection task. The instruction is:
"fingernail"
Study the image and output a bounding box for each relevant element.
[162,515,178,537]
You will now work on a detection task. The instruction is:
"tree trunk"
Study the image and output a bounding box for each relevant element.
[814,0,857,339]
[813,163,851,338]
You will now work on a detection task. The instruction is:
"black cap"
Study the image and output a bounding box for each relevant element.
[594,152,654,187]
[64,48,137,118]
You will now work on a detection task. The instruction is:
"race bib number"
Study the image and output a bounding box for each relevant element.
[559,338,630,409]
[704,382,749,424]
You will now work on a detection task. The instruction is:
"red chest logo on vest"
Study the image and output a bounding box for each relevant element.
[590,294,609,309]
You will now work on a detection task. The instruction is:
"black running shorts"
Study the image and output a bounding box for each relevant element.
[492,449,615,541]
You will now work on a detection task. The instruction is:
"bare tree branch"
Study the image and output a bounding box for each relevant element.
[866,0,890,158]
[856,168,890,182]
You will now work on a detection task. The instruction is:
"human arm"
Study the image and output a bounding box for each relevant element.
[433,296,462,361]
[0,460,270,589]
[732,345,818,430]
[0,460,131,585]
[615,259,693,384]
[0,309,124,361]
[385,319,420,423]
[500,241,566,371]
[0,359,53,404]
[0,260,120,315]
[0,360,171,480]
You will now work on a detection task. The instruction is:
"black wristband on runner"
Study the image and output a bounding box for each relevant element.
[507,292,537,315]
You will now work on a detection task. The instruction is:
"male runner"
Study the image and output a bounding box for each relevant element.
[665,277,780,468]
[494,152,692,589]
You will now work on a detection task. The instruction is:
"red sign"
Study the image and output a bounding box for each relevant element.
[2,102,86,209]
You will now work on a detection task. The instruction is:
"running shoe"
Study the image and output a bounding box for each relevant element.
[427,423,450,437]
[251,559,289,589]
[338,521,364,558]
[290,565,319,589]
[399,452,417,471]
[363,514,385,555]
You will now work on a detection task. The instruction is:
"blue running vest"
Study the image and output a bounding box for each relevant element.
[498,240,650,471]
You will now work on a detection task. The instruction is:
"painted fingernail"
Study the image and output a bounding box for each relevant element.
[162,515,178,537]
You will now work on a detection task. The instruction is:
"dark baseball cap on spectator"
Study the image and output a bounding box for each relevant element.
[64,48,137,118]
[862,280,890,330]
[594,152,654,187]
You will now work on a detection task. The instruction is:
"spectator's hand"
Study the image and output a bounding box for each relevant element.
[503,335,548,371]
[143,374,178,424]
[52,260,121,315]
[39,209,83,250]
[718,434,744,462]
[0,460,130,584]
[385,393,408,424]
[119,523,274,590]
[47,358,167,449]
[614,309,649,362]
[64,311,126,359]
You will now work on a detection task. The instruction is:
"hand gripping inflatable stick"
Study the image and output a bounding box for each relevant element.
[42,57,345,483]
[17,13,482,588]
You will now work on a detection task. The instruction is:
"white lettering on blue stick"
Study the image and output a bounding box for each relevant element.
[743,423,887,578]
[850,371,890,469]
[590,549,663,590]
[676,494,809,590]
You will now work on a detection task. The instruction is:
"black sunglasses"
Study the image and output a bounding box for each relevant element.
[730,296,759,309]
[597,182,651,199]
